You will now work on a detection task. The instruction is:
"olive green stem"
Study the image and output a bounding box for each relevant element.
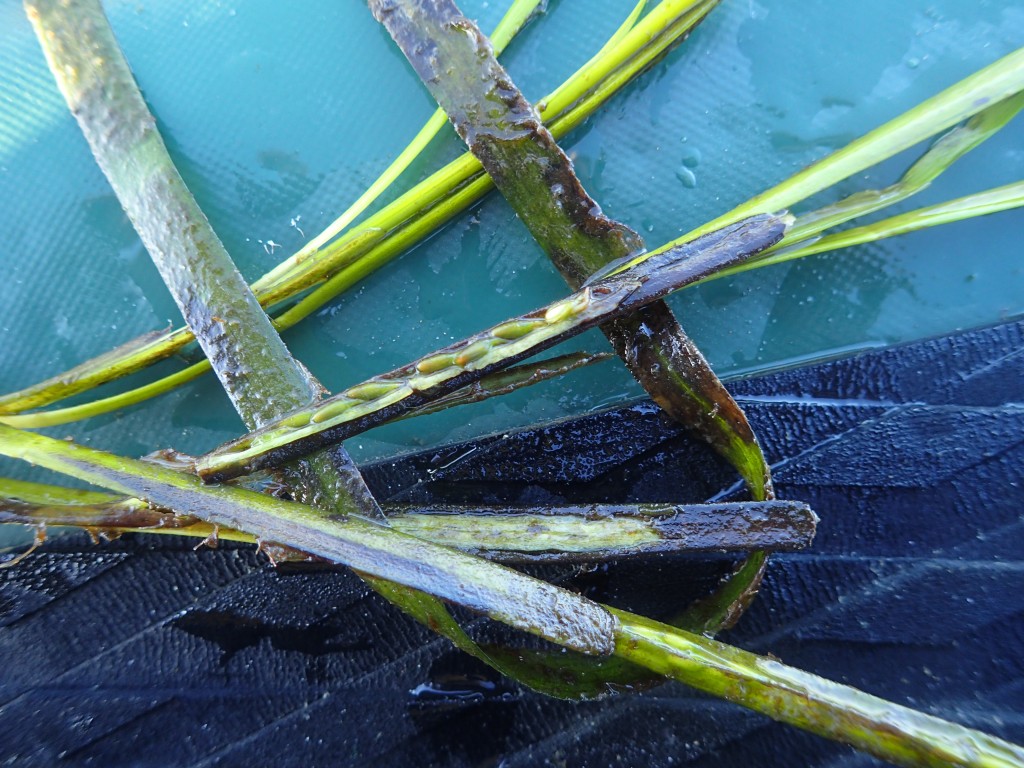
[25,0,308,431]
[8,163,1020,433]
[645,45,1024,258]
[259,0,704,301]
[0,361,210,429]
[256,0,545,290]
[0,482,818,560]
[0,0,714,417]
[0,422,614,654]
[370,0,774,657]
[274,0,717,321]
[370,0,645,277]
[370,0,773,502]
[197,215,788,482]
[775,92,1024,248]
[718,180,1024,276]
[25,0,386,525]
[613,610,1024,768]
[1,423,1019,767]
[0,351,606,430]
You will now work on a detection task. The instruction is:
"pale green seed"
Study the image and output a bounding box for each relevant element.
[310,398,356,424]
[226,436,253,452]
[544,290,591,324]
[279,411,313,429]
[492,319,543,340]
[455,339,496,367]
[346,380,402,401]
[416,353,458,375]
[252,428,292,449]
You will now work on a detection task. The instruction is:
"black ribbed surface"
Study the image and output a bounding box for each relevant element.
[2,320,1022,766]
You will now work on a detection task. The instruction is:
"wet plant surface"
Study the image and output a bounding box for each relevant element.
[0,0,1022,765]
[1,321,1022,765]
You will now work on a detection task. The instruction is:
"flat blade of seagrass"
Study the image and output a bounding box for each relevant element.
[24,0,775,690]
[0,422,618,656]
[3,424,1022,767]
[368,0,774,503]
[0,491,817,561]
[26,0,303,431]
[370,0,776,662]
[197,214,788,482]
[2,322,1022,765]
[25,0,385,524]
[0,1,713,420]
[383,501,817,560]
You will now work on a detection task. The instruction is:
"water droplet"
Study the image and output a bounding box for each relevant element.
[676,166,697,189]
[680,147,701,168]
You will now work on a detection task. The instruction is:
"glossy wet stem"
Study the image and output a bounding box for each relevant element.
[0,481,817,562]
[26,0,392,528]
[371,0,773,503]
[370,0,776,674]
[0,0,715,418]
[196,214,788,482]
[1,423,1020,768]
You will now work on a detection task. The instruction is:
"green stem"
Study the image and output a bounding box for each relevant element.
[735,180,1024,271]
[371,0,645,276]
[25,0,385,525]
[256,0,545,289]
[197,215,788,482]
[776,93,1024,248]
[649,45,1024,255]
[0,361,210,428]
[0,351,606,430]
[258,0,705,301]
[371,0,772,503]
[613,610,1024,768]
[0,422,617,654]
[25,0,309,431]
[0,485,818,560]
[677,549,769,633]
[0,0,713,418]
[1,422,1019,767]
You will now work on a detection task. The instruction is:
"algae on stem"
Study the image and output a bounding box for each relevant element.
[198,214,787,481]
[370,0,775,504]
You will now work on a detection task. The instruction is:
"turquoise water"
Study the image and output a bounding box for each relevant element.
[0,0,1021,481]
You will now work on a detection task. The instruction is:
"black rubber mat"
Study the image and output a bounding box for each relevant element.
[2,319,1022,766]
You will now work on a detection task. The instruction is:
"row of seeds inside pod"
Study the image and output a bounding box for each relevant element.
[231,289,596,456]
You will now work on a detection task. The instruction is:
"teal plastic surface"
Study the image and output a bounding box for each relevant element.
[0,0,1021,479]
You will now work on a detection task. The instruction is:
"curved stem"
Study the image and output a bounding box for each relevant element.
[1,422,1019,767]
[197,216,787,482]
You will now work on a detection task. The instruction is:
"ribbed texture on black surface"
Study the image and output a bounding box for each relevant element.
[1,321,1022,766]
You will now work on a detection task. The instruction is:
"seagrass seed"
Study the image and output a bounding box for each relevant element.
[346,380,402,401]
[492,319,543,340]
[416,353,458,374]
[280,411,313,429]
[544,288,591,324]
[455,339,496,367]
[311,398,356,424]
